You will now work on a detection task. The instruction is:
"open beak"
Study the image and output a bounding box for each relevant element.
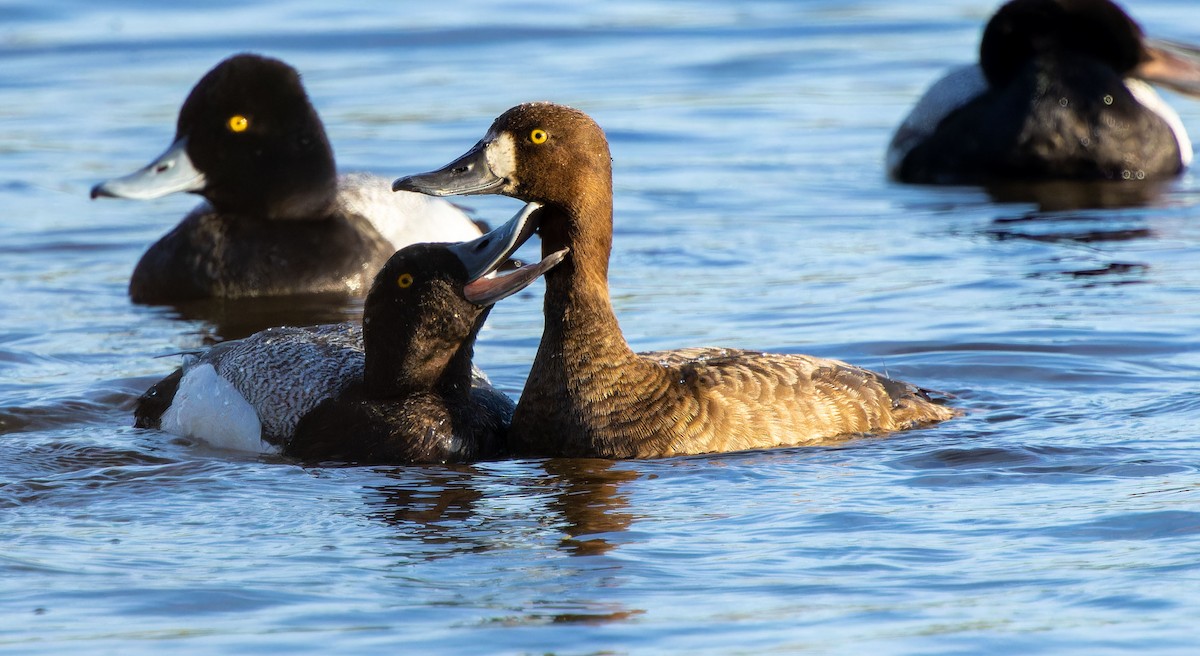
[1140,39,1200,97]
[392,139,507,197]
[446,201,566,305]
[90,136,206,200]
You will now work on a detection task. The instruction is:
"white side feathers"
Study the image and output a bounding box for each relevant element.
[161,363,270,453]
[334,173,482,249]
[204,324,366,444]
[157,324,366,452]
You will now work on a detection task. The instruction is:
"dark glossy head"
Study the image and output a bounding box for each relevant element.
[362,203,566,395]
[980,0,1146,87]
[92,53,337,219]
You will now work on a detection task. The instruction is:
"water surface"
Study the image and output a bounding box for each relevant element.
[3,1,1200,653]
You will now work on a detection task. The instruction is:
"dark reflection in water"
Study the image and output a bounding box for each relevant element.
[983,179,1173,212]
[887,444,1195,489]
[982,195,1157,281]
[362,458,639,560]
[541,458,638,557]
[359,459,645,624]
[363,465,489,558]
[987,212,1154,245]
[157,293,365,343]
[1040,510,1200,542]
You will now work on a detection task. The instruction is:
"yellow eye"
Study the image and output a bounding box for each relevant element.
[397,273,414,288]
[227,115,249,133]
[530,128,547,144]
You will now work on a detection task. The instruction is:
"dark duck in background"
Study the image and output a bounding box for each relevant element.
[888,0,1200,184]
[93,53,481,303]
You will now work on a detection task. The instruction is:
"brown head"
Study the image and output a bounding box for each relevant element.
[393,102,614,265]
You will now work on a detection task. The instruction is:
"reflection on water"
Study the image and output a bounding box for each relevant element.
[987,211,1154,247]
[983,179,1175,211]
[541,458,638,557]
[362,458,638,559]
[980,195,1160,282]
[365,465,490,558]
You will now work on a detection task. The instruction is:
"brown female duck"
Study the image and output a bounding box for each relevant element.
[395,102,956,458]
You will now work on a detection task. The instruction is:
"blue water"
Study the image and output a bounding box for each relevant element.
[3,0,1200,653]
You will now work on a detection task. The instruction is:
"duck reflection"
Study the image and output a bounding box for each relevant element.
[362,465,490,558]
[541,458,638,557]
[976,179,1167,283]
[982,179,1174,211]
[986,212,1154,245]
[360,458,638,560]
[986,210,1153,283]
[359,459,643,624]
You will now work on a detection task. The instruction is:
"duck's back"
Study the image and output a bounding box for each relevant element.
[672,348,950,447]
[209,323,367,442]
[515,346,955,459]
[136,323,366,451]
[892,56,1187,183]
[130,205,393,303]
[137,322,500,454]
[130,174,480,303]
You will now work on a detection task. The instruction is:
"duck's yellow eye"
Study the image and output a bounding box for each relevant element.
[530,128,548,144]
[227,115,249,133]
[397,273,414,289]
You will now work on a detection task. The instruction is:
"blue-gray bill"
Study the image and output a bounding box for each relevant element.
[90,136,205,200]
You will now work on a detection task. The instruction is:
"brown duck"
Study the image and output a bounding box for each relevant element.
[395,102,956,458]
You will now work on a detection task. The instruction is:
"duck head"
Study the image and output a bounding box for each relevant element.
[392,102,613,256]
[982,0,1200,95]
[91,53,337,220]
[363,202,566,394]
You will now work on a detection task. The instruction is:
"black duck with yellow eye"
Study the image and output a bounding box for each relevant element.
[93,53,481,303]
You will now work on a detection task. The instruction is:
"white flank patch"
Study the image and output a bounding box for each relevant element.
[887,64,989,175]
[160,363,273,453]
[1124,78,1194,168]
[335,173,483,249]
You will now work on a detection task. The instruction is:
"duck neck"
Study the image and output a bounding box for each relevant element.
[363,315,482,402]
[262,135,338,220]
[534,191,642,387]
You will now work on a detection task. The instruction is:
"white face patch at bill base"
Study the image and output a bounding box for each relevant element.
[484,131,519,192]
[159,363,274,453]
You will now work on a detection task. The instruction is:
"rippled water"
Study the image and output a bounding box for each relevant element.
[4,1,1200,653]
